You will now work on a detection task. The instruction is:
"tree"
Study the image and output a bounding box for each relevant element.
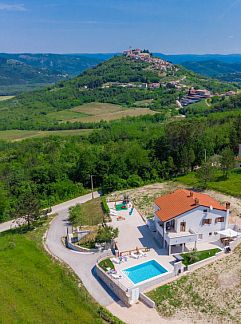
[14,185,42,229]
[196,161,215,188]
[0,183,10,222]
[220,147,234,179]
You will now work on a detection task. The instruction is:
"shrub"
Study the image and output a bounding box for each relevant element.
[95,225,118,243]
[101,196,110,215]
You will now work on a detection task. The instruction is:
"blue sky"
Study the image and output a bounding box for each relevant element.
[0,0,241,53]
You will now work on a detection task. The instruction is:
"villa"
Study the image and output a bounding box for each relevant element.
[154,189,230,254]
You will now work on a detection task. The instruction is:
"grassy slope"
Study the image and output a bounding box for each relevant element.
[0,223,120,323]
[177,169,241,197]
[47,102,155,123]
[0,129,93,141]
[70,197,105,227]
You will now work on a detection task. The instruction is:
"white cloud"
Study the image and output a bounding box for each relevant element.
[0,3,26,11]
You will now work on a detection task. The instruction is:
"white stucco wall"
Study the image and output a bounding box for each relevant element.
[175,206,228,241]
[154,201,229,243]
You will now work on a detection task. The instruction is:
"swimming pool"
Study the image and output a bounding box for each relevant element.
[122,260,168,284]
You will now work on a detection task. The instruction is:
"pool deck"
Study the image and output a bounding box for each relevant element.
[107,200,175,289]
[111,252,175,289]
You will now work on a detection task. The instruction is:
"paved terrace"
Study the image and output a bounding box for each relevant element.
[107,201,175,289]
[108,201,163,252]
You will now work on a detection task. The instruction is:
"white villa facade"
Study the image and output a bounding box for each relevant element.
[154,189,230,254]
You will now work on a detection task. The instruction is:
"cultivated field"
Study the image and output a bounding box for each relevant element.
[0,129,93,141]
[0,96,14,101]
[48,102,156,123]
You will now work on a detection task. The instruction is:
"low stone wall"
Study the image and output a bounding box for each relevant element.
[95,262,132,306]
[187,250,224,271]
[139,292,156,308]
[138,271,175,292]
[66,240,98,253]
[230,236,241,250]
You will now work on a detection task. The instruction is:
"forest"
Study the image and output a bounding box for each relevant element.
[0,112,240,222]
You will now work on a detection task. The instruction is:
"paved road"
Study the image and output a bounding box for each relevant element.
[45,191,117,307]
[0,191,181,323]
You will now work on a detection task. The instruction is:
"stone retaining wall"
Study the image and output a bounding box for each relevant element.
[139,292,156,308]
[95,262,132,306]
[66,240,98,253]
[230,236,241,250]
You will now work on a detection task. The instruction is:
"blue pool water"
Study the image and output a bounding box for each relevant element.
[123,260,168,284]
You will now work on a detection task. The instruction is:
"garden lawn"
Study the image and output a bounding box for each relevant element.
[177,168,241,197]
[99,258,115,272]
[0,229,119,323]
[69,197,106,226]
[181,248,221,266]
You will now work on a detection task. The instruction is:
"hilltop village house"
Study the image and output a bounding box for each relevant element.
[154,189,230,254]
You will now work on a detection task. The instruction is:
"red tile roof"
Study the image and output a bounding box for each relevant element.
[154,189,226,222]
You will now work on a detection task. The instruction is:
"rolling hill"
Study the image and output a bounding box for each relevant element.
[181,60,241,83]
[0,53,105,76]
[0,54,105,95]
[0,53,238,131]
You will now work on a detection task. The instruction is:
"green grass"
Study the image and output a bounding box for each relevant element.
[177,168,241,197]
[69,197,106,227]
[0,225,121,323]
[47,109,90,121]
[0,95,14,101]
[99,258,115,272]
[181,248,221,266]
[0,129,93,141]
[47,102,155,123]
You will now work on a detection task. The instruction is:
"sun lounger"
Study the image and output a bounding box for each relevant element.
[131,252,139,259]
[112,257,121,264]
[139,251,147,257]
[111,273,122,279]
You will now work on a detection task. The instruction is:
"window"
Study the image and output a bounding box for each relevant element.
[209,232,212,236]
[180,221,186,232]
[198,234,203,239]
[214,232,218,235]
[215,217,225,223]
[202,219,212,225]
[203,209,208,213]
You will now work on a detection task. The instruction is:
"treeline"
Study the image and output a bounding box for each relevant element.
[0,113,240,222]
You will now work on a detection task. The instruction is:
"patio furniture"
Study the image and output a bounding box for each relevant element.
[111,273,122,279]
[117,216,125,221]
[139,251,147,257]
[112,257,121,264]
[131,252,139,259]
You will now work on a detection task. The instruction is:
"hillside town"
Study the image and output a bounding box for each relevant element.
[123,48,177,73]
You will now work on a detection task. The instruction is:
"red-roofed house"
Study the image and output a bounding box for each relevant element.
[154,189,230,254]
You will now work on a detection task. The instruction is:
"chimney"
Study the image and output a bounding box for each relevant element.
[189,191,193,197]
[194,198,199,205]
[226,202,231,210]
